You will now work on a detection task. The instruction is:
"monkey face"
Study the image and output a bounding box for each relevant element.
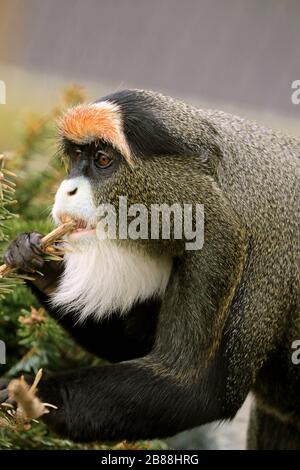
[51,138,173,320]
[52,139,125,244]
[52,91,204,254]
[52,99,132,244]
[49,90,218,319]
[51,96,174,319]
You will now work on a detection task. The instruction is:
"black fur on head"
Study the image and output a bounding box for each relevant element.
[97,90,196,159]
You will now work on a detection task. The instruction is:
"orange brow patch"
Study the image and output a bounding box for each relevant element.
[57,102,133,164]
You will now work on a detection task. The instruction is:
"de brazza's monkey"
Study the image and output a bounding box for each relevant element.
[1,90,299,449]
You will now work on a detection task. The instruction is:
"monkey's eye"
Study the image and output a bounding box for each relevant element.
[74,149,82,160]
[94,150,112,169]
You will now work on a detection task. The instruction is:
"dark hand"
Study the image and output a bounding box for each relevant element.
[3,232,63,294]
[4,232,44,273]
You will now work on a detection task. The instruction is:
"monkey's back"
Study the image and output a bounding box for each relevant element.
[136,89,300,397]
[190,108,300,409]
[190,104,300,418]
[204,109,299,297]
[107,89,299,333]
[142,89,299,293]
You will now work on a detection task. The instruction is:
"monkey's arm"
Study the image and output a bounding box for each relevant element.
[32,285,159,362]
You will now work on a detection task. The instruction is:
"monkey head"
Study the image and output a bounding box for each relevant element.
[51,92,186,322]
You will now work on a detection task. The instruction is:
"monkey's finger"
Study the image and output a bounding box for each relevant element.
[3,252,14,267]
[3,236,29,268]
[27,255,45,269]
[5,248,29,270]
[22,234,45,268]
[29,232,44,255]
[4,233,45,271]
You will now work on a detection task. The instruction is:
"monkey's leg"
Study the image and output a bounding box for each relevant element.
[34,350,228,442]
[247,400,300,450]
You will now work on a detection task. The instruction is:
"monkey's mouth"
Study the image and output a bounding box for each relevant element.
[59,213,96,238]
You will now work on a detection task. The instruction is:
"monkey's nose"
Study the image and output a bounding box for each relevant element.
[67,187,78,196]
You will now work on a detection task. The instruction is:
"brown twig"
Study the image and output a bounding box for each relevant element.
[0,369,58,429]
[0,221,75,278]
[8,370,48,421]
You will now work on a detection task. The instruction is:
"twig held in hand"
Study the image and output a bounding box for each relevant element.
[0,221,75,278]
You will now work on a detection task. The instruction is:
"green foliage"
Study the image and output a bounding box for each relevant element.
[0,87,166,450]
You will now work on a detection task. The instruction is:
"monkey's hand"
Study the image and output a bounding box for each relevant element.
[3,232,63,295]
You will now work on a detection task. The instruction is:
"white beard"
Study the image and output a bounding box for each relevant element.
[51,238,172,322]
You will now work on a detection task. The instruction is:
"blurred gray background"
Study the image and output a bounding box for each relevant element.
[1,0,300,117]
[0,0,299,449]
